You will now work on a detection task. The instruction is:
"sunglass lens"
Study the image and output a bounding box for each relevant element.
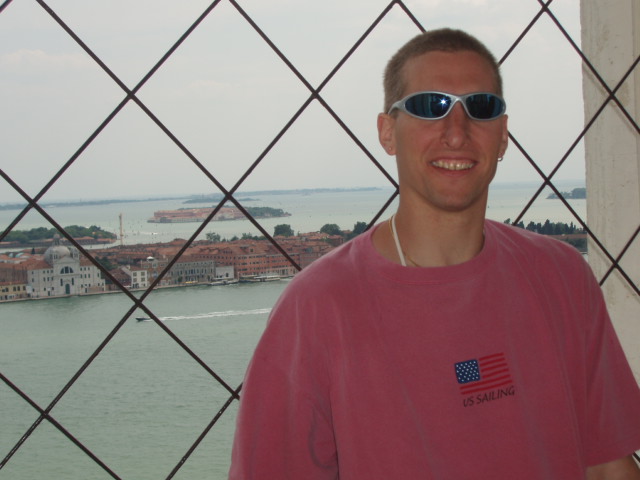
[404,93,451,119]
[465,94,504,119]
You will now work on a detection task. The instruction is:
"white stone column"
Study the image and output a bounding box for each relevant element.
[581,0,640,381]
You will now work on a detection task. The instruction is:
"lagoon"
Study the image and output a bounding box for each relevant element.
[1,281,287,479]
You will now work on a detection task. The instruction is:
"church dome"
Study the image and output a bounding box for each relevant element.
[44,234,71,264]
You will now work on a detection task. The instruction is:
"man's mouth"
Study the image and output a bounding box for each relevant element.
[431,159,475,171]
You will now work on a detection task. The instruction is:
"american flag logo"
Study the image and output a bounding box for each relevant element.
[454,353,512,395]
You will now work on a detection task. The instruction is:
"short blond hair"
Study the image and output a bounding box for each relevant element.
[383,28,503,113]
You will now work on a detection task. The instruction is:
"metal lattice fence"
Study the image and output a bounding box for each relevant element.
[0,0,638,478]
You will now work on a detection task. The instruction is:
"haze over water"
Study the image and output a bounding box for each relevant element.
[1,181,586,248]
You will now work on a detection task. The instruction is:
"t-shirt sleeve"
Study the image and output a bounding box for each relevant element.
[228,287,338,479]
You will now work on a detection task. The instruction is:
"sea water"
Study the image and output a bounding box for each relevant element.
[0,282,287,479]
[0,182,586,248]
[0,183,585,479]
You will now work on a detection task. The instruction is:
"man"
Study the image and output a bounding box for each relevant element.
[229,29,640,479]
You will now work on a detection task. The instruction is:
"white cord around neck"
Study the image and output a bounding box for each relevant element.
[390,214,407,267]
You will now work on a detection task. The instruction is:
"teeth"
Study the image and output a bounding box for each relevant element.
[432,160,474,171]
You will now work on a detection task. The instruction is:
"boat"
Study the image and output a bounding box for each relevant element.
[209,279,239,286]
[136,316,150,322]
[254,274,281,282]
[240,274,281,283]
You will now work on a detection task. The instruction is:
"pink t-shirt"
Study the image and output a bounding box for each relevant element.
[229,220,640,479]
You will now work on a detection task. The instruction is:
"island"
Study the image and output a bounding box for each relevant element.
[0,225,116,248]
[147,206,290,223]
[547,187,586,200]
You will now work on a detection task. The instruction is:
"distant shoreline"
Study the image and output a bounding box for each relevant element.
[0,182,589,210]
[0,187,384,211]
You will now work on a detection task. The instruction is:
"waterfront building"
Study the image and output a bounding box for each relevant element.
[107,266,134,291]
[0,231,341,301]
[120,265,149,289]
[138,256,172,287]
[26,234,105,298]
[0,252,35,300]
[201,242,295,279]
[0,256,29,283]
[137,254,232,286]
[195,233,340,279]
[278,232,344,269]
[0,281,28,301]
[213,264,235,281]
[168,254,217,284]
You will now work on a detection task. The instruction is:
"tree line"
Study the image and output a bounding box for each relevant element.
[3,225,116,244]
[505,219,585,236]
[205,221,369,243]
[505,219,587,251]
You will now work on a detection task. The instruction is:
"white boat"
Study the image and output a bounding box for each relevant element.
[254,274,281,282]
[209,279,239,286]
[239,274,281,283]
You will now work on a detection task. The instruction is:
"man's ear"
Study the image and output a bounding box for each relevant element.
[498,114,509,158]
[377,113,396,155]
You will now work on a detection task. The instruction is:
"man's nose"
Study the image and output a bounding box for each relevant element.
[440,102,470,148]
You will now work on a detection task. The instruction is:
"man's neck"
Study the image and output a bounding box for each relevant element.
[373,203,486,268]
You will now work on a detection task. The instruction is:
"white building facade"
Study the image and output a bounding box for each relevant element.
[28,235,105,298]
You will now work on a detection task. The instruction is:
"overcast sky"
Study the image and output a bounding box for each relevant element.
[0,0,586,204]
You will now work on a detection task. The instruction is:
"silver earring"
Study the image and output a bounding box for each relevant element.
[498,156,504,162]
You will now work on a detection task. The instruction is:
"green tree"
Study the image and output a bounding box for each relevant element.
[96,256,116,271]
[5,231,28,243]
[206,232,221,243]
[347,221,368,239]
[320,224,342,236]
[246,206,287,218]
[274,224,294,237]
[32,227,52,241]
[567,237,587,252]
[352,221,367,235]
[4,225,115,243]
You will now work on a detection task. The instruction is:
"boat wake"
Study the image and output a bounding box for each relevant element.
[136,308,271,322]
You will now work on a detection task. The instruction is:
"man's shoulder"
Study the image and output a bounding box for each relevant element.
[487,219,586,269]
[269,231,373,322]
[287,230,371,290]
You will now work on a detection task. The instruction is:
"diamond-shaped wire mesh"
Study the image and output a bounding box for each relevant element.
[0,0,638,478]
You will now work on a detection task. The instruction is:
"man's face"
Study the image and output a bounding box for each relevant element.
[378,50,509,216]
